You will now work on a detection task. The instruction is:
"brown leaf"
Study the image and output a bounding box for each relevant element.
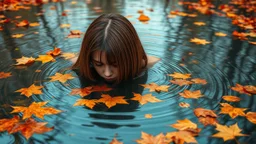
[0,72,12,79]
[212,123,248,141]
[131,93,161,105]
[140,83,169,92]
[219,103,246,119]
[49,72,75,83]
[179,90,203,99]
[136,132,171,144]
[11,101,62,120]
[15,84,43,97]
[46,47,62,56]
[194,108,218,126]
[168,72,191,79]
[246,112,256,124]
[222,95,241,102]
[97,94,128,108]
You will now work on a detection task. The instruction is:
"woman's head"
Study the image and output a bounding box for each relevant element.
[73,13,148,83]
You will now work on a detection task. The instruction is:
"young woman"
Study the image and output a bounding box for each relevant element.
[72,13,160,84]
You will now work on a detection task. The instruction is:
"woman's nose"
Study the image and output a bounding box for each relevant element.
[104,65,112,77]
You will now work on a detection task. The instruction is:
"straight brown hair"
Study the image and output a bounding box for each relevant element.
[72,13,148,83]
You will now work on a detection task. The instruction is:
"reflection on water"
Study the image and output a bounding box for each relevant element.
[0,0,256,143]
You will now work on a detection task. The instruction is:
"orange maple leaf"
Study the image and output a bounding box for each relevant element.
[97,94,128,108]
[191,78,207,85]
[46,47,62,56]
[244,85,256,94]
[9,118,53,140]
[15,56,35,65]
[246,112,256,124]
[140,83,169,92]
[36,55,55,63]
[219,103,247,119]
[190,38,211,45]
[0,116,20,133]
[49,72,75,83]
[170,79,193,86]
[194,108,218,126]
[136,132,172,144]
[179,90,203,99]
[138,14,150,21]
[16,20,29,27]
[231,83,251,95]
[15,84,43,97]
[11,101,62,120]
[171,119,198,131]
[212,123,248,141]
[222,95,241,102]
[73,99,97,109]
[131,93,162,105]
[110,138,123,144]
[166,130,197,144]
[70,86,93,97]
[61,52,76,59]
[0,72,12,79]
[168,72,191,79]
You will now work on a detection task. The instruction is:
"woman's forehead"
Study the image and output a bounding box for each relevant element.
[92,50,114,62]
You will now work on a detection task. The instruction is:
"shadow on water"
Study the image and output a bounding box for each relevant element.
[0,0,256,144]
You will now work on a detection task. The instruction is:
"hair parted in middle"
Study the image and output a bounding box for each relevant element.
[72,13,148,83]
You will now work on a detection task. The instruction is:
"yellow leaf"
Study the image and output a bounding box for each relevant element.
[61,52,76,59]
[166,130,197,144]
[222,95,241,102]
[29,22,40,27]
[194,22,206,26]
[168,72,191,79]
[140,83,169,92]
[60,24,71,28]
[212,123,248,141]
[219,103,246,119]
[15,56,35,65]
[49,73,75,83]
[12,34,24,38]
[190,38,210,45]
[171,119,197,131]
[36,55,55,63]
[145,114,152,119]
[215,32,227,37]
[170,79,193,86]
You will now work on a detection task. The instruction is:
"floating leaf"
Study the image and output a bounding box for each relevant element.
[191,78,207,85]
[194,22,206,26]
[0,116,20,133]
[70,86,93,97]
[46,47,62,56]
[194,108,218,126]
[246,112,256,124]
[15,84,43,97]
[136,132,171,144]
[179,102,190,108]
[73,99,97,109]
[16,20,29,27]
[231,83,251,96]
[244,85,256,94]
[145,114,152,119]
[219,103,246,119]
[138,14,150,21]
[171,119,197,131]
[166,131,197,144]
[29,22,40,27]
[140,83,169,92]
[49,72,75,83]
[168,72,191,79]
[222,95,241,102]
[60,23,71,28]
[97,94,128,108]
[212,123,248,141]
[11,101,62,120]
[12,34,24,38]
[170,79,193,86]
[0,72,12,79]
[61,52,76,59]
[179,90,203,99]
[36,55,55,63]
[9,118,53,140]
[131,93,161,105]
[15,56,35,65]
[190,38,210,45]
[110,138,123,144]
[215,32,227,37]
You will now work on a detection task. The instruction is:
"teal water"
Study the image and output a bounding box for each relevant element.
[0,0,256,144]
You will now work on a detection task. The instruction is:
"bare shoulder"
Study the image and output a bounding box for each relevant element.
[147,55,161,68]
[70,56,78,64]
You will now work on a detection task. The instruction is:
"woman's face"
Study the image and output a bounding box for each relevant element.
[91,50,118,82]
